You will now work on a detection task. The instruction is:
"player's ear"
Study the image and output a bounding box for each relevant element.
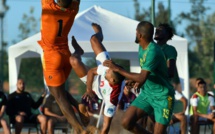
[110,78,115,83]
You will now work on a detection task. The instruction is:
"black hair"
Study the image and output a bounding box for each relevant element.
[137,21,154,42]
[111,65,125,84]
[196,77,204,82]
[158,23,174,40]
[197,80,206,86]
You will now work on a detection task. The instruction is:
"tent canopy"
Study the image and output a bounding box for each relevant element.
[8,5,189,101]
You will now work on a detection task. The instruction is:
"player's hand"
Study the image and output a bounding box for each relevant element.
[103,60,119,72]
[82,89,96,103]
[207,113,214,120]
[41,89,47,97]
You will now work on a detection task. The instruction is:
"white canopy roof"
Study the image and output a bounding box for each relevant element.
[8,5,189,101]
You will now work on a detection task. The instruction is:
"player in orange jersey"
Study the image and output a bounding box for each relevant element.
[38,0,89,133]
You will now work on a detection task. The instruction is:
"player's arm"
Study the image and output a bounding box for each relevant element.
[0,105,6,118]
[167,59,176,78]
[84,67,97,100]
[192,106,212,119]
[44,107,62,118]
[179,96,188,114]
[103,60,150,86]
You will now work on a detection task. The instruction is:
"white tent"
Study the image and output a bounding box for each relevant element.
[8,5,189,100]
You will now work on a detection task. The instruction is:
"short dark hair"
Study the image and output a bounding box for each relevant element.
[198,80,206,86]
[158,23,174,40]
[137,21,154,42]
[196,77,204,82]
[111,65,125,84]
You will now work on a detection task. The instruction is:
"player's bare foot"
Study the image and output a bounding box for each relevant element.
[72,36,84,55]
[78,104,90,127]
[91,23,103,42]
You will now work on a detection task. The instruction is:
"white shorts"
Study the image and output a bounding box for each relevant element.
[96,51,110,65]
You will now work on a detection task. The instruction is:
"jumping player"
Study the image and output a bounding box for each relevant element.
[37,0,89,133]
[103,21,175,134]
[70,23,125,134]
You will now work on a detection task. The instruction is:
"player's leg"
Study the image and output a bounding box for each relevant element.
[43,51,86,133]
[153,96,174,134]
[0,119,11,134]
[36,114,47,134]
[190,115,199,134]
[65,90,90,126]
[69,36,88,78]
[172,113,187,134]
[121,106,151,134]
[122,94,152,134]
[47,117,58,134]
[49,85,85,133]
[90,23,107,56]
[14,115,25,134]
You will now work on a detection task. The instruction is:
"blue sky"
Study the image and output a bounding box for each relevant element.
[4,0,215,46]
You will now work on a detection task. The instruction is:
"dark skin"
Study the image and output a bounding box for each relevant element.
[103,22,168,134]
[47,0,89,133]
[154,26,176,78]
[70,23,119,134]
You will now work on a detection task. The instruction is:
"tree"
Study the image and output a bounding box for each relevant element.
[133,0,176,29]
[177,0,215,91]
[17,7,39,41]
[16,7,43,92]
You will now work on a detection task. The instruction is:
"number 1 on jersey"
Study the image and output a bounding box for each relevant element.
[57,20,63,37]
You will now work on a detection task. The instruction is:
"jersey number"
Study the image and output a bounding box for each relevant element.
[57,20,63,37]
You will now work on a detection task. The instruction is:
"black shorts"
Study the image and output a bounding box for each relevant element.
[10,114,38,125]
[171,114,180,123]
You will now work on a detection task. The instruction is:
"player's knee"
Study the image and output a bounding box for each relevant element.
[37,115,47,124]
[15,115,24,123]
[121,118,132,130]
[47,119,55,128]
[0,119,7,126]
[69,55,79,66]
[90,35,98,44]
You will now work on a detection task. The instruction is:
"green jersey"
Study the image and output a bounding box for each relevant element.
[160,44,177,61]
[139,41,174,98]
[160,44,179,84]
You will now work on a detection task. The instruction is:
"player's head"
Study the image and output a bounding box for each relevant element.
[16,79,25,93]
[154,23,174,42]
[135,21,154,43]
[105,65,125,85]
[195,77,204,88]
[56,0,72,8]
[197,80,207,94]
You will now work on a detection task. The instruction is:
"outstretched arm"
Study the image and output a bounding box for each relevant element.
[82,67,97,101]
[103,60,150,85]
[167,59,176,78]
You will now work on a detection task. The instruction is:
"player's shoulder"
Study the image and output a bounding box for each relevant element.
[191,93,199,99]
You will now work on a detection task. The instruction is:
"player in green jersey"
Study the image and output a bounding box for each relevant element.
[103,21,175,134]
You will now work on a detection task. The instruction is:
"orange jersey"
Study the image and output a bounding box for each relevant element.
[38,0,79,50]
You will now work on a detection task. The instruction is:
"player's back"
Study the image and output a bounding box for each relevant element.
[38,0,79,50]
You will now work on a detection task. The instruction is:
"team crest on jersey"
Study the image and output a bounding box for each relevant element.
[107,108,114,115]
[102,89,106,95]
[100,81,104,87]
[140,54,146,67]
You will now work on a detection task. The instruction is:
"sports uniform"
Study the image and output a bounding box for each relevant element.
[38,0,79,86]
[131,41,175,125]
[81,51,125,117]
[190,92,215,117]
